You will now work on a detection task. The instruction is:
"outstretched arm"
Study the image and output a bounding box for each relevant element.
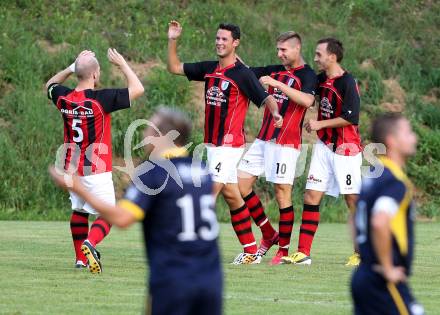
[167,20,185,75]
[45,50,94,89]
[49,166,137,228]
[260,76,315,108]
[107,48,145,101]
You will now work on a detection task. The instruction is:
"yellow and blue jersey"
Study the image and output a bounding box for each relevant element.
[355,156,415,274]
[118,155,222,290]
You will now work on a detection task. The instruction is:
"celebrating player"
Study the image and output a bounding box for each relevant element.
[237,31,317,265]
[167,20,283,264]
[49,107,222,315]
[45,49,144,273]
[351,113,424,315]
[282,38,362,266]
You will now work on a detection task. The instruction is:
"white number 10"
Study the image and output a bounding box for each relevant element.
[176,194,219,242]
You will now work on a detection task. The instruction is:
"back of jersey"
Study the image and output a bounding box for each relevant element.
[47,84,130,175]
[120,157,221,289]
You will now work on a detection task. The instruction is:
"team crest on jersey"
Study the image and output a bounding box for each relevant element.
[221,80,230,90]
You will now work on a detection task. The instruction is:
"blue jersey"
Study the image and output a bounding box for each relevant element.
[119,156,222,289]
[355,157,415,275]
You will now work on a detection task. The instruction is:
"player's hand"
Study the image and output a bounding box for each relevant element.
[304,119,322,132]
[48,166,81,192]
[76,50,95,60]
[273,112,283,128]
[107,48,127,67]
[168,20,182,40]
[259,76,279,89]
[375,265,407,284]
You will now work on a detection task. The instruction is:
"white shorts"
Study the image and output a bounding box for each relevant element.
[238,139,301,185]
[69,171,115,215]
[305,141,362,197]
[206,146,244,184]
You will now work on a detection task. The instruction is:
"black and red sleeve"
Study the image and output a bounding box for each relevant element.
[94,88,131,113]
[299,68,318,96]
[183,61,217,81]
[232,67,270,107]
[340,75,360,124]
[47,83,72,105]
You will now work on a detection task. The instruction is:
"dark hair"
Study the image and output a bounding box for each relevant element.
[371,112,405,145]
[277,31,302,44]
[155,106,192,146]
[317,37,344,62]
[218,23,241,40]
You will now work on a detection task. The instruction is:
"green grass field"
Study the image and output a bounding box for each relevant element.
[0,221,438,314]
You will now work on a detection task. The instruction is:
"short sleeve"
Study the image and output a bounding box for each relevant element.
[340,76,360,124]
[372,180,406,216]
[249,66,272,79]
[47,83,72,105]
[300,70,318,96]
[234,68,270,107]
[183,61,217,81]
[95,88,130,113]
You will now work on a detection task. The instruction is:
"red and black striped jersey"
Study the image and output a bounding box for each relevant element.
[47,84,130,176]
[316,72,362,156]
[250,64,317,147]
[184,60,269,147]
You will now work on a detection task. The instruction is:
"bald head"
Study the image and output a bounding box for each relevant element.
[75,54,100,81]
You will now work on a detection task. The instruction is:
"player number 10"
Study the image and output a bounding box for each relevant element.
[176,194,219,242]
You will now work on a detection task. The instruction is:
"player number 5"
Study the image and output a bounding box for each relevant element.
[176,194,219,242]
[72,119,84,143]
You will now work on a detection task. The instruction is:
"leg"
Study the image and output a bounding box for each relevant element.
[70,210,89,266]
[274,184,294,257]
[297,189,325,256]
[239,171,277,242]
[222,183,258,254]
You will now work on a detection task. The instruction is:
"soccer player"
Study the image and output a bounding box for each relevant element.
[237,31,317,265]
[45,49,144,273]
[167,20,283,264]
[282,38,362,266]
[49,107,222,315]
[351,113,424,315]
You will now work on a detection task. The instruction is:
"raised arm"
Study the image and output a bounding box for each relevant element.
[107,48,145,101]
[167,20,185,75]
[260,76,315,108]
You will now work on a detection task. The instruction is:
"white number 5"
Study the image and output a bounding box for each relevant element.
[72,119,83,143]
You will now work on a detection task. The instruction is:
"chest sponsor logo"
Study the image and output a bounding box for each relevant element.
[206,86,227,107]
[320,97,334,118]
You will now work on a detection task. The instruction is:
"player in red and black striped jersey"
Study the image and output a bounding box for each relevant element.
[45,49,144,272]
[237,32,317,265]
[283,38,363,266]
[167,20,282,264]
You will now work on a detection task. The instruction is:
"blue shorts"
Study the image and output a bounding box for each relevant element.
[147,278,222,315]
[351,266,424,315]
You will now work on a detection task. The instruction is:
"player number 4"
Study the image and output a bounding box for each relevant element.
[176,194,219,242]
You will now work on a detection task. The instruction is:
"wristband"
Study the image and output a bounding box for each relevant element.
[69,62,75,73]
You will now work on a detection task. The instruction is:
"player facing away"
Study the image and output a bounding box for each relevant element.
[46,49,144,273]
[351,113,424,315]
[237,31,317,265]
[282,38,362,266]
[167,20,283,264]
[49,107,223,315]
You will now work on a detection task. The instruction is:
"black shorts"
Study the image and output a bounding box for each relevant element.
[146,278,222,315]
[351,266,424,315]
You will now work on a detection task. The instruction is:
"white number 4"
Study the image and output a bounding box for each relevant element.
[176,194,219,241]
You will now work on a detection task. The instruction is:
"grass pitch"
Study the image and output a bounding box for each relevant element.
[0,221,438,314]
